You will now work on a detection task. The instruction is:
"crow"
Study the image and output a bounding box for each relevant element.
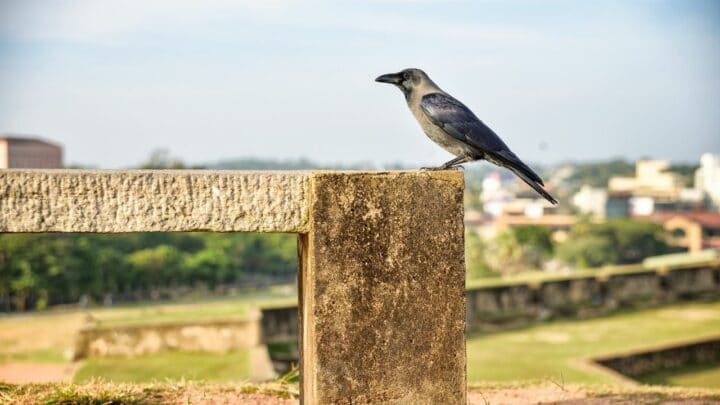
[376,68,557,204]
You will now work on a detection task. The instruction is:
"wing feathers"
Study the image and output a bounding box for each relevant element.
[419,92,556,204]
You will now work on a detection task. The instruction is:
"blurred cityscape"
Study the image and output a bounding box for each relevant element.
[1,132,719,303]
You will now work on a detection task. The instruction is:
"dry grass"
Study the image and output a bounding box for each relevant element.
[0,312,86,362]
[0,380,298,405]
[3,380,719,405]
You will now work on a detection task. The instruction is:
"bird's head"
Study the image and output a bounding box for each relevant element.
[375,68,430,96]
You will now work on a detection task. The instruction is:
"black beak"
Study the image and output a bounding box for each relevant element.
[375,72,403,85]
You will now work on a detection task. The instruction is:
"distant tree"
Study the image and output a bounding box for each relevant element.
[611,219,672,264]
[486,230,526,275]
[486,225,554,275]
[184,248,232,287]
[669,164,698,187]
[513,225,554,257]
[565,159,634,189]
[557,218,670,268]
[126,245,185,289]
[139,149,187,169]
[465,231,496,279]
[0,231,298,311]
[556,234,618,268]
[463,191,483,212]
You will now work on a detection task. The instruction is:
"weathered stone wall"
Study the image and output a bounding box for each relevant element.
[665,266,718,298]
[594,335,720,377]
[74,317,262,359]
[263,264,720,337]
[537,277,603,314]
[465,284,536,328]
[604,271,664,306]
[261,304,299,344]
[466,265,720,328]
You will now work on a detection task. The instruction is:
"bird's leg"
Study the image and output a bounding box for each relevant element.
[421,155,474,171]
[440,155,473,170]
[454,156,476,169]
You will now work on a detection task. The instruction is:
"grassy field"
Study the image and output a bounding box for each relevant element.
[2,288,719,388]
[0,311,85,363]
[88,288,296,328]
[466,300,720,385]
[73,352,251,383]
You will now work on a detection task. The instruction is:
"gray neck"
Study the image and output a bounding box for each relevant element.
[407,79,443,105]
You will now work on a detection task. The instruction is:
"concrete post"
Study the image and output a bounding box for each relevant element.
[300,172,466,404]
[0,169,467,404]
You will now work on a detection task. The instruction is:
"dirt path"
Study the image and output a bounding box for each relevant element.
[0,362,78,384]
[467,384,720,405]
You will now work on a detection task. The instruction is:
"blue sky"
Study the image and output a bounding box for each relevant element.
[0,0,718,168]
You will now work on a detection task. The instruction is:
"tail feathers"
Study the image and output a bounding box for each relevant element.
[513,159,544,186]
[495,150,544,186]
[507,165,558,205]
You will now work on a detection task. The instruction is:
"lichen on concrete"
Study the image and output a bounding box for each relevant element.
[300,171,466,404]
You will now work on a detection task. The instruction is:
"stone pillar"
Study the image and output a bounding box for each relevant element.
[299,171,466,404]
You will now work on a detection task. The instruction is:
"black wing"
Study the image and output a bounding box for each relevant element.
[420,92,545,187]
[420,92,510,154]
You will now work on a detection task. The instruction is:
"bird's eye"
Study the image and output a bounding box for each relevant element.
[403,72,410,80]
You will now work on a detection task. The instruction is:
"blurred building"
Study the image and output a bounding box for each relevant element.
[642,211,720,252]
[572,185,608,218]
[609,160,683,196]
[481,171,558,218]
[0,135,63,168]
[695,153,720,210]
[480,172,514,217]
[605,191,632,218]
[608,160,702,216]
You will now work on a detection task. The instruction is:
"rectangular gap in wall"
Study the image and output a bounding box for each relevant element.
[0,231,299,384]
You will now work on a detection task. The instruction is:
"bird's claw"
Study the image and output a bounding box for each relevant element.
[421,165,465,171]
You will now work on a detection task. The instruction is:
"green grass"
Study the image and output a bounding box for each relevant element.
[638,360,720,389]
[73,351,251,383]
[0,349,66,363]
[4,284,720,389]
[466,300,720,384]
[89,287,296,328]
[76,300,720,386]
